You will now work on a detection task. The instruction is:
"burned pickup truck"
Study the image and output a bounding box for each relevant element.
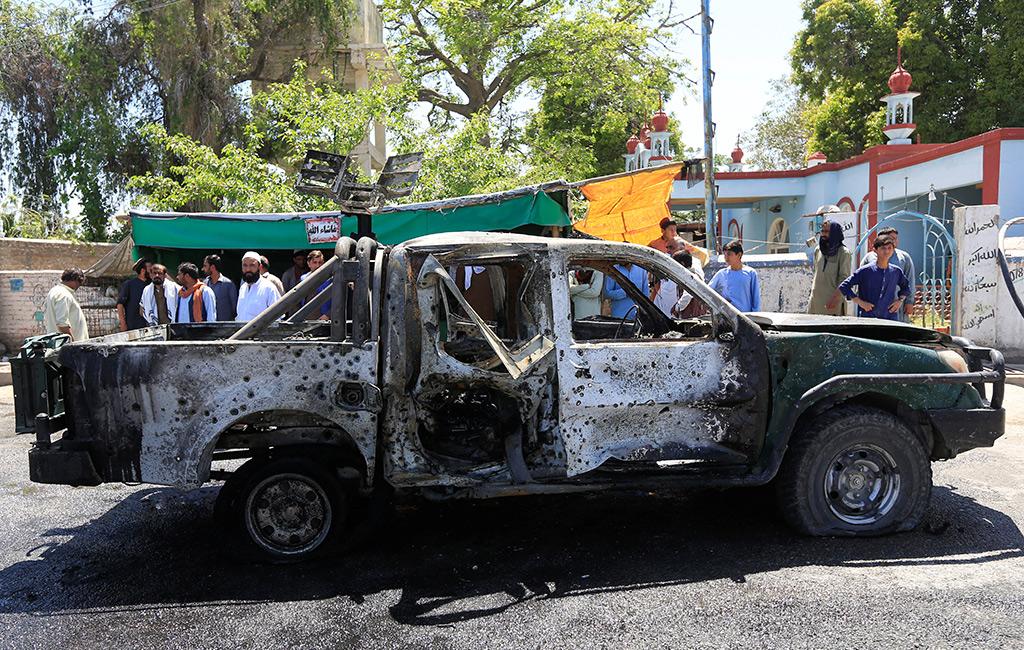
[22,233,1005,561]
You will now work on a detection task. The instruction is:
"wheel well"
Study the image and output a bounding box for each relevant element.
[208,410,370,483]
[793,391,935,457]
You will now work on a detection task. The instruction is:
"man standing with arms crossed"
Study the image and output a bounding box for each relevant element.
[140,263,180,326]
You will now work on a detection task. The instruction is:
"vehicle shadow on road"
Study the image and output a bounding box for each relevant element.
[0,483,1021,624]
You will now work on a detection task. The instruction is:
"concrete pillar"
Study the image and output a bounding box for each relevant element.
[954,205,999,346]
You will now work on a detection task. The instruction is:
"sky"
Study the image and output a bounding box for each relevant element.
[667,1,805,157]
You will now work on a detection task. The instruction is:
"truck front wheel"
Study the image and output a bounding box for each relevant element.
[221,457,349,562]
[775,405,931,536]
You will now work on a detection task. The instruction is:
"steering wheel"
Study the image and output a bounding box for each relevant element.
[613,304,642,339]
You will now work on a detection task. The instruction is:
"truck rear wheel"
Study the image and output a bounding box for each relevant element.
[219,457,349,562]
[775,405,931,536]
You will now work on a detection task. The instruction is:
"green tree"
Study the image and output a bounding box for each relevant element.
[130,0,354,148]
[0,1,150,239]
[791,0,895,160]
[381,0,688,172]
[792,0,1024,161]
[0,0,355,239]
[744,77,809,170]
[129,64,412,210]
[0,195,79,240]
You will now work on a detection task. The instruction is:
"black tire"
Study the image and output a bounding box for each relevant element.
[775,405,931,536]
[218,456,350,563]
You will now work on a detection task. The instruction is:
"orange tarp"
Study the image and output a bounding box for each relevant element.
[575,163,683,245]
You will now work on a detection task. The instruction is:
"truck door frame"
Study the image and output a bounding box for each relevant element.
[550,244,771,477]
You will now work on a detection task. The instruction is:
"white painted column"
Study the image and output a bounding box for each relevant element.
[954,205,999,346]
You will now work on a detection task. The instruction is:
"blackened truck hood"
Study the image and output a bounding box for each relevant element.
[744,312,949,344]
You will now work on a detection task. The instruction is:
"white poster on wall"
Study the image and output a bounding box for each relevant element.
[954,205,999,346]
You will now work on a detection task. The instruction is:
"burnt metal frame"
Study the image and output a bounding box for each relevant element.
[295,149,425,240]
[228,236,380,343]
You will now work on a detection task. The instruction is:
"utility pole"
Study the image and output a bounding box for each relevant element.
[701,0,716,251]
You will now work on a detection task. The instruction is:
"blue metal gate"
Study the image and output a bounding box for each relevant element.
[856,210,957,331]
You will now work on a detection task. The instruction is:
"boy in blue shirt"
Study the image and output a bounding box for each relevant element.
[839,234,909,320]
[708,240,761,312]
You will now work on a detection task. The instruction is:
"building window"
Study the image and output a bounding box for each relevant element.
[767,218,790,254]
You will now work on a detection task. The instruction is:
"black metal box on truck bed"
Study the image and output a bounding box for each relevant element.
[11,333,68,434]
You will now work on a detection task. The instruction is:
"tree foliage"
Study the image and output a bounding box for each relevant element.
[0,1,150,239]
[3,0,691,230]
[0,0,355,239]
[744,78,810,170]
[381,0,688,176]
[129,63,411,211]
[0,195,80,240]
[792,0,1024,161]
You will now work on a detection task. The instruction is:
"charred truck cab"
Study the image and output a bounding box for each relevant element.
[24,233,1006,561]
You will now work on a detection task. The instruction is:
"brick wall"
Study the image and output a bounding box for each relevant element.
[0,271,119,355]
[0,238,117,272]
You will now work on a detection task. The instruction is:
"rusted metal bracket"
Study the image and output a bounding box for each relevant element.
[229,237,360,341]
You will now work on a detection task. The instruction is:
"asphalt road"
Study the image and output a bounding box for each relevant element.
[1,385,1023,649]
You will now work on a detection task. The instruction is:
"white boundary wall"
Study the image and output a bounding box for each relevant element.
[954,205,1024,356]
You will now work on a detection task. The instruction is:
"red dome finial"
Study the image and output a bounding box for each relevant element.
[731,142,744,164]
[626,134,640,153]
[651,97,669,132]
[639,122,652,148]
[888,45,913,93]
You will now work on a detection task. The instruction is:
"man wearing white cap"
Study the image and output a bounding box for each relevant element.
[236,251,282,321]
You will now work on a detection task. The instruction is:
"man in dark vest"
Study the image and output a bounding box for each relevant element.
[117,258,151,331]
[174,262,217,323]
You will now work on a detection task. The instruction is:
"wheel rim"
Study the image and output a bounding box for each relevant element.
[245,473,332,557]
[823,443,901,525]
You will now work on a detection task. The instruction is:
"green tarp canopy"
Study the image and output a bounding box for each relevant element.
[131,189,570,251]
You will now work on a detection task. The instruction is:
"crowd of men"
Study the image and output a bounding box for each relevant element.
[38,222,918,344]
[124,251,290,326]
[39,250,322,343]
[570,217,762,320]
[567,216,916,325]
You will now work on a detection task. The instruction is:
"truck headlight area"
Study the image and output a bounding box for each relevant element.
[937,349,970,374]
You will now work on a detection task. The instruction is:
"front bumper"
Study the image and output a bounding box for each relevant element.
[927,407,1006,458]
